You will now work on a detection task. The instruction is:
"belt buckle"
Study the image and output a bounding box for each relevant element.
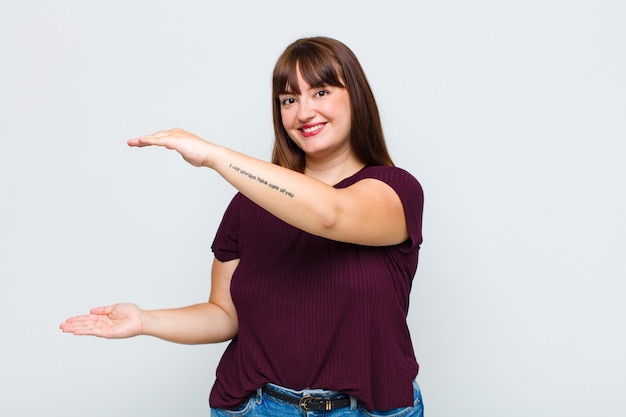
[299,395,324,412]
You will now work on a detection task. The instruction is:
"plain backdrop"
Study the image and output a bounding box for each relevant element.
[1,1,624,416]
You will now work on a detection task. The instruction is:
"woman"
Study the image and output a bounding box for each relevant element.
[61,36,425,416]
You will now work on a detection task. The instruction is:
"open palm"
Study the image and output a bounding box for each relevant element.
[60,303,144,339]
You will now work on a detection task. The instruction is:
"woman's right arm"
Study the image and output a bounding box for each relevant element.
[59,258,239,345]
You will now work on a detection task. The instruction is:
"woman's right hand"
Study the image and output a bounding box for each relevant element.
[127,128,218,168]
[60,303,144,339]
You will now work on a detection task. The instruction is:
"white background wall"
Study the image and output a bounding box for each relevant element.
[1,1,624,416]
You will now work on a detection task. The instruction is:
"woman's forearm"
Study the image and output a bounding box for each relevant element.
[209,146,339,238]
[142,302,237,345]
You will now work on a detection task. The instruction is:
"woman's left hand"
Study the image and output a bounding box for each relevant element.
[127,128,216,168]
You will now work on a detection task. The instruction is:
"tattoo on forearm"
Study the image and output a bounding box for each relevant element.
[229,164,295,198]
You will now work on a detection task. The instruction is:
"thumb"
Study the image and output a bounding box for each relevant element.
[90,305,115,315]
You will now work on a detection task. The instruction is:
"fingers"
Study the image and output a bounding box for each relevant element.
[127,130,163,147]
[59,314,106,336]
[60,305,114,335]
[127,128,185,147]
[127,135,159,147]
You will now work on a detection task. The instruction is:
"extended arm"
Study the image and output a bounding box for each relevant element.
[60,258,239,344]
[128,129,408,246]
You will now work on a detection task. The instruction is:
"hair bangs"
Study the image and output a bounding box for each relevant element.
[274,44,345,96]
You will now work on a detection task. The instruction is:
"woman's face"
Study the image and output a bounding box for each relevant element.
[278,69,352,162]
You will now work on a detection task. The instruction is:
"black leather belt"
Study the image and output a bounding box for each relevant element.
[262,385,352,412]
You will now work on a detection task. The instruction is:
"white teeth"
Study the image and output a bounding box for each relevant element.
[302,124,323,133]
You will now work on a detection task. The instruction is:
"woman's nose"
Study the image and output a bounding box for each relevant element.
[297,98,315,121]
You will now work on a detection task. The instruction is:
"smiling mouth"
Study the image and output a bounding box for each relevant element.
[300,123,325,136]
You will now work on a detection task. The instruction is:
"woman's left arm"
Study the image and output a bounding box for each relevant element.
[128,128,407,246]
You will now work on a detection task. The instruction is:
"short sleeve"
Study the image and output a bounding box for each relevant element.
[211,193,243,262]
[390,168,424,252]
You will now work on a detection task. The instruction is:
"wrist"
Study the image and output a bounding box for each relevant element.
[204,143,228,170]
[138,307,150,336]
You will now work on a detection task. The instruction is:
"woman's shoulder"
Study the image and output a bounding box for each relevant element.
[339,165,422,193]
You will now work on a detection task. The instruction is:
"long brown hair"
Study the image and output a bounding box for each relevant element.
[271,37,394,172]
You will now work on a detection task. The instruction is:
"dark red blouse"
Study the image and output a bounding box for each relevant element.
[210,165,424,411]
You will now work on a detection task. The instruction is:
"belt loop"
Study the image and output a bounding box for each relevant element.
[256,387,263,404]
[349,396,357,410]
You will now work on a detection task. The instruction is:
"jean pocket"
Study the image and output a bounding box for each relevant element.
[211,395,257,417]
[360,380,423,417]
[361,405,419,417]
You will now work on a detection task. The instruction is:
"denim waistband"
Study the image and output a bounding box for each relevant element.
[266,383,346,398]
[258,383,358,410]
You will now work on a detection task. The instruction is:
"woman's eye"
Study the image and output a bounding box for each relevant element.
[316,90,329,98]
[281,97,295,106]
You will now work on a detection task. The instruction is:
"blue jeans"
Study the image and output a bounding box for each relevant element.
[211,380,424,416]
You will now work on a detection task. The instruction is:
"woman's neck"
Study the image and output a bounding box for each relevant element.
[304,150,365,185]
